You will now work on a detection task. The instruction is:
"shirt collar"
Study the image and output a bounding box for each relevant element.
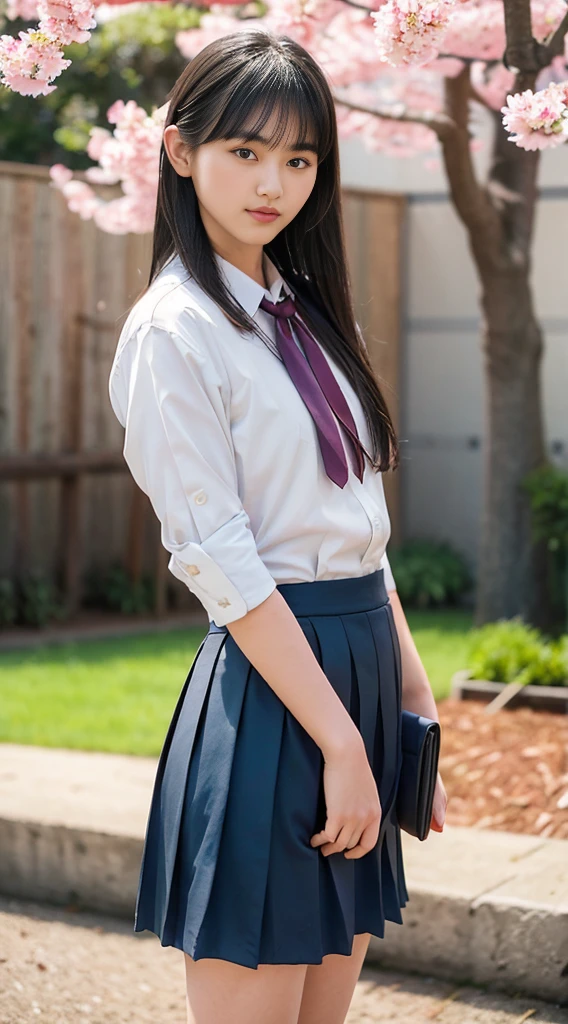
[214,250,293,317]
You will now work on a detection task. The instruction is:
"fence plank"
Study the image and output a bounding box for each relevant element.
[343,188,405,546]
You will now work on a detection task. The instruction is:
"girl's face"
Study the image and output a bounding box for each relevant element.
[165,110,319,259]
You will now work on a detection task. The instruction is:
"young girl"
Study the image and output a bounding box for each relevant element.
[108,27,446,1024]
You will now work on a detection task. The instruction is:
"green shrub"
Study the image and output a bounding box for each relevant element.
[0,573,66,629]
[523,463,568,552]
[0,578,17,627]
[388,538,473,609]
[523,462,568,630]
[466,617,568,687]
[83,562,155,615]
[19,573,67,628]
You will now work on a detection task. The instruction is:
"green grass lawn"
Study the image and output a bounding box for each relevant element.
[0,608,474,756]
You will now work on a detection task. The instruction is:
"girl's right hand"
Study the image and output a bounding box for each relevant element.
[309,735,382,859]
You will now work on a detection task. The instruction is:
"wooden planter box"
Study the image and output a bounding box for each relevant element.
[450,669,568,714]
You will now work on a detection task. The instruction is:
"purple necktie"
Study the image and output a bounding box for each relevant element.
[259,293,366,488]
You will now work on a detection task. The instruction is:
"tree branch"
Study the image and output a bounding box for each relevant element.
[437,53,476,64]
[439,66,497,239]
[332,96,456,141]
[469,82,495,111]
[487,107,540,263]
[541,6,568,63]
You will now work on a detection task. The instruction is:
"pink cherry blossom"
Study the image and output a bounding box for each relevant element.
[444,0,565,60]
[0,0,96,94]
[37,0,96,45]
[50,98,164,234]
[501,81,568,150]
[86,125,113,161]
[371,0,454,67]
[0,29,71,95]
[49,162,73,185]
[6,0,39,19]
[471,60,515,110]
[176,12,256,61]
[0,0,95,94]
[315,9,393,88]
[84,166,123,183]
[262,0,344,46]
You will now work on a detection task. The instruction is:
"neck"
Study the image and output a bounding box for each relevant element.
[220,251,267,289]
[209,239,268,288]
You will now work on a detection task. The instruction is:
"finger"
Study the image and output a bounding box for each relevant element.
[344,826,363,850]
[343,819,380,859]
[310,831,327,848]
[310,820,342,848]
[318,823,357,856]
[431,810,445,831]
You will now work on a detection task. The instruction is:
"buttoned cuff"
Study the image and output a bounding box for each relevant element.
[380,551,397,593]
[166,509,277,626]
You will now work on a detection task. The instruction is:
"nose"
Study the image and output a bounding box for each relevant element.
[257,162,283,202]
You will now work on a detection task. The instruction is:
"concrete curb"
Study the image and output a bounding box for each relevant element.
[0,744,566,1004]
[0,817,142,917]
[451,669,568,714]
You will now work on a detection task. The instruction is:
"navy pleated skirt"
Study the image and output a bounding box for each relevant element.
[134,567,409,968]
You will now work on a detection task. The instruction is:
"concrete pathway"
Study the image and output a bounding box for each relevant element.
[2,894,568,1024]
[0,743,566,1005]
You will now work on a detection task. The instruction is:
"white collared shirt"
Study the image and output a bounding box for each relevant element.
[108,250,397,627]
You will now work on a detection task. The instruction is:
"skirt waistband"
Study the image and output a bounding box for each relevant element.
[207,567,389,633]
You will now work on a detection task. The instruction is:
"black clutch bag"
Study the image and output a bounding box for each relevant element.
[395,710,441,841]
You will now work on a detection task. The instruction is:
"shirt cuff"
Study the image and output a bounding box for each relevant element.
[380,550,397,593]
[166,509,277,626]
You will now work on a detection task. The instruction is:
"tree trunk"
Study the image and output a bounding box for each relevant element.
[469,116,551,627]
[475,263,550,626]
[439,71,552,627]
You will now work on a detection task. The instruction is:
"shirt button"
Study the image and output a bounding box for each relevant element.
[194,490,208,505]
[186,564,200,575]
[217,597,231,607]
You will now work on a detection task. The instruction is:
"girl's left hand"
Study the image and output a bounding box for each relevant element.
[430,770,447,832]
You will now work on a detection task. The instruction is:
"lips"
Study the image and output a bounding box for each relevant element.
[246,207,281,222]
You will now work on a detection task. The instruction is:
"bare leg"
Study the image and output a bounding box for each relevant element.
[296,932,371,1024]
[184,953,308,1024]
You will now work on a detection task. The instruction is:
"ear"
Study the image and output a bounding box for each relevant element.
[163,125,192,178]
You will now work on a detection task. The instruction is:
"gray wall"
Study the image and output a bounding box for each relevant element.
[339,126,568,577]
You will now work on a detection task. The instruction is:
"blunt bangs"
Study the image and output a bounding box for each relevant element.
[200,46,333,162]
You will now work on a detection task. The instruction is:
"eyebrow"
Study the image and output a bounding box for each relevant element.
[237,132,319,155]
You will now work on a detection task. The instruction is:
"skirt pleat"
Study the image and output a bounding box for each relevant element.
[134,568,409,968]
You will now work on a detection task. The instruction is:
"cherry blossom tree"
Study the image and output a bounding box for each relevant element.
[2,0,567,626]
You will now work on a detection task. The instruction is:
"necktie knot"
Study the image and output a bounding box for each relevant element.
[259,294,297,320]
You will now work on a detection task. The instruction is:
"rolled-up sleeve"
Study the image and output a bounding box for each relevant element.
[380,550,397,593]
[108,320,276,626]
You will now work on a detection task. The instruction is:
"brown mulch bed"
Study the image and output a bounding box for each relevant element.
[436,698,568,840]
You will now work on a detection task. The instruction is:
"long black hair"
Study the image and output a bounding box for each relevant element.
[140,28,399,473]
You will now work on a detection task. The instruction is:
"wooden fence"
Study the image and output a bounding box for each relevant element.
[0,160,405,619]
